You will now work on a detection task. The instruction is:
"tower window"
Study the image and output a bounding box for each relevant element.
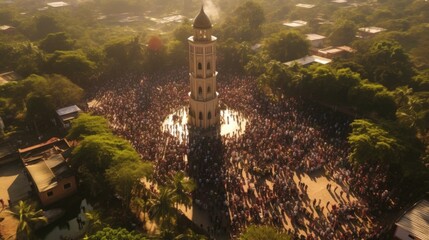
[207,86,211,93]
[198,63,202,70]
[199,112,203,120]
[198,87,202,95]
[207,62,211,70]
[208,112,212,120]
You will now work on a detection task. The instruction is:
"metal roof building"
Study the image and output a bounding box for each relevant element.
[394,199,429,240]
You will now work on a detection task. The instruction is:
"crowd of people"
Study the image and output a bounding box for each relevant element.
[88,69,394,239]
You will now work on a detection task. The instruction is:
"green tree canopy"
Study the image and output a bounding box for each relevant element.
[45,50,95,86]
[263,30,309,62]
[348,80,397,119]
[10,201,47,239]
[218,39,252,72]
[239,225,291,240]
[67,113,111,140]
[104,36,144,73]
[360,40,414,89]
[329,20,356,46]
[85,227,147,240]
[220,1,265,42]
[39,32,75,53]
[348,119,403,165]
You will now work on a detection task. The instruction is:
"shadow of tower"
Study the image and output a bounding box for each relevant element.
[187,127,230,238]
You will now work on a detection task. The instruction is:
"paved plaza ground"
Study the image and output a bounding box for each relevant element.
[0,161,32,239]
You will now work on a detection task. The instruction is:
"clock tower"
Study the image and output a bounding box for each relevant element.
[188,7,220,129]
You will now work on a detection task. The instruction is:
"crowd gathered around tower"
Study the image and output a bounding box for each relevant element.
[88,67,395,239]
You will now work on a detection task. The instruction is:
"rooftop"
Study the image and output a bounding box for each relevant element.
[285,55,332,66]
[306,33,326,41]
[395,199,429,240]
[358,26,386,34]
[296,3,315,8]
[19,138,70,164]
[283,20,307,28]
[26,153,72,192]
[19,138,73,192]
[193,7,212,29]
[0,71,21,85]
[47,1,69,8]
[0,25,14,31]
[56,105,82,117]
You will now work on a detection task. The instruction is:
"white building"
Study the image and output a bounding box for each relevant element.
[187,7,220,129]
[284,55,332,67]
[357,26,386,38]
[394,199,429,240]
[306,34,326,48]
[283,20,307,28]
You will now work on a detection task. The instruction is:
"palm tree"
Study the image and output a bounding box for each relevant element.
[168,171,196,209]
[175,229,207,240]
[84,210,102,234]
[10,201,47,240]
[148,187,177,230]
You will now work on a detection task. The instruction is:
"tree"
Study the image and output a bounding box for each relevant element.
[84,227,147,240]
[39,32,75,53]
[148,187,177,230]
[220,1,265,42]
[395,87,429,133]
[173,20,193,45]
[167,171,195,208]
[218,39,252,72]
[257,60,293,92]
[348,80,397,119]
[348,119,403,165]
[71,134,137,196]
[10,201,47,240]
[106,160,153,211]
[104,36,144,73]
[143,36,166,72]
[44,50,95,86]
[166,40,187,67]
[360,40,414,89]
[67,113,111,140]
[34,15,61,39]
[239,225,291,240]
[263,30,309,62]
[175,229,207,240]
[25,92,55,128]
[329,20,356,46]
[84,210,103,234]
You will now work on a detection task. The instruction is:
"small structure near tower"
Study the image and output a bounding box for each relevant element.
[187,7,220,129]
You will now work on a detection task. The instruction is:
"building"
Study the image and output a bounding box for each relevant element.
[306,34,326,48]
[283,20,307,28]
[56,105,82,129]
[46,1,69,8]
[19,138,77,206]
[187,7,220,129]
[284,55,332,67]
[394,199,429,240]
[296,3,315,9]
[317,46,355,58]
[0,25,15,34]
[357,26,386,38]
[0,71,21,86]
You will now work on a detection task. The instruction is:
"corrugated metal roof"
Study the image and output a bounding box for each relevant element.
[56,105,81,116]
[26,154,70,192]
[395,200,429,240]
